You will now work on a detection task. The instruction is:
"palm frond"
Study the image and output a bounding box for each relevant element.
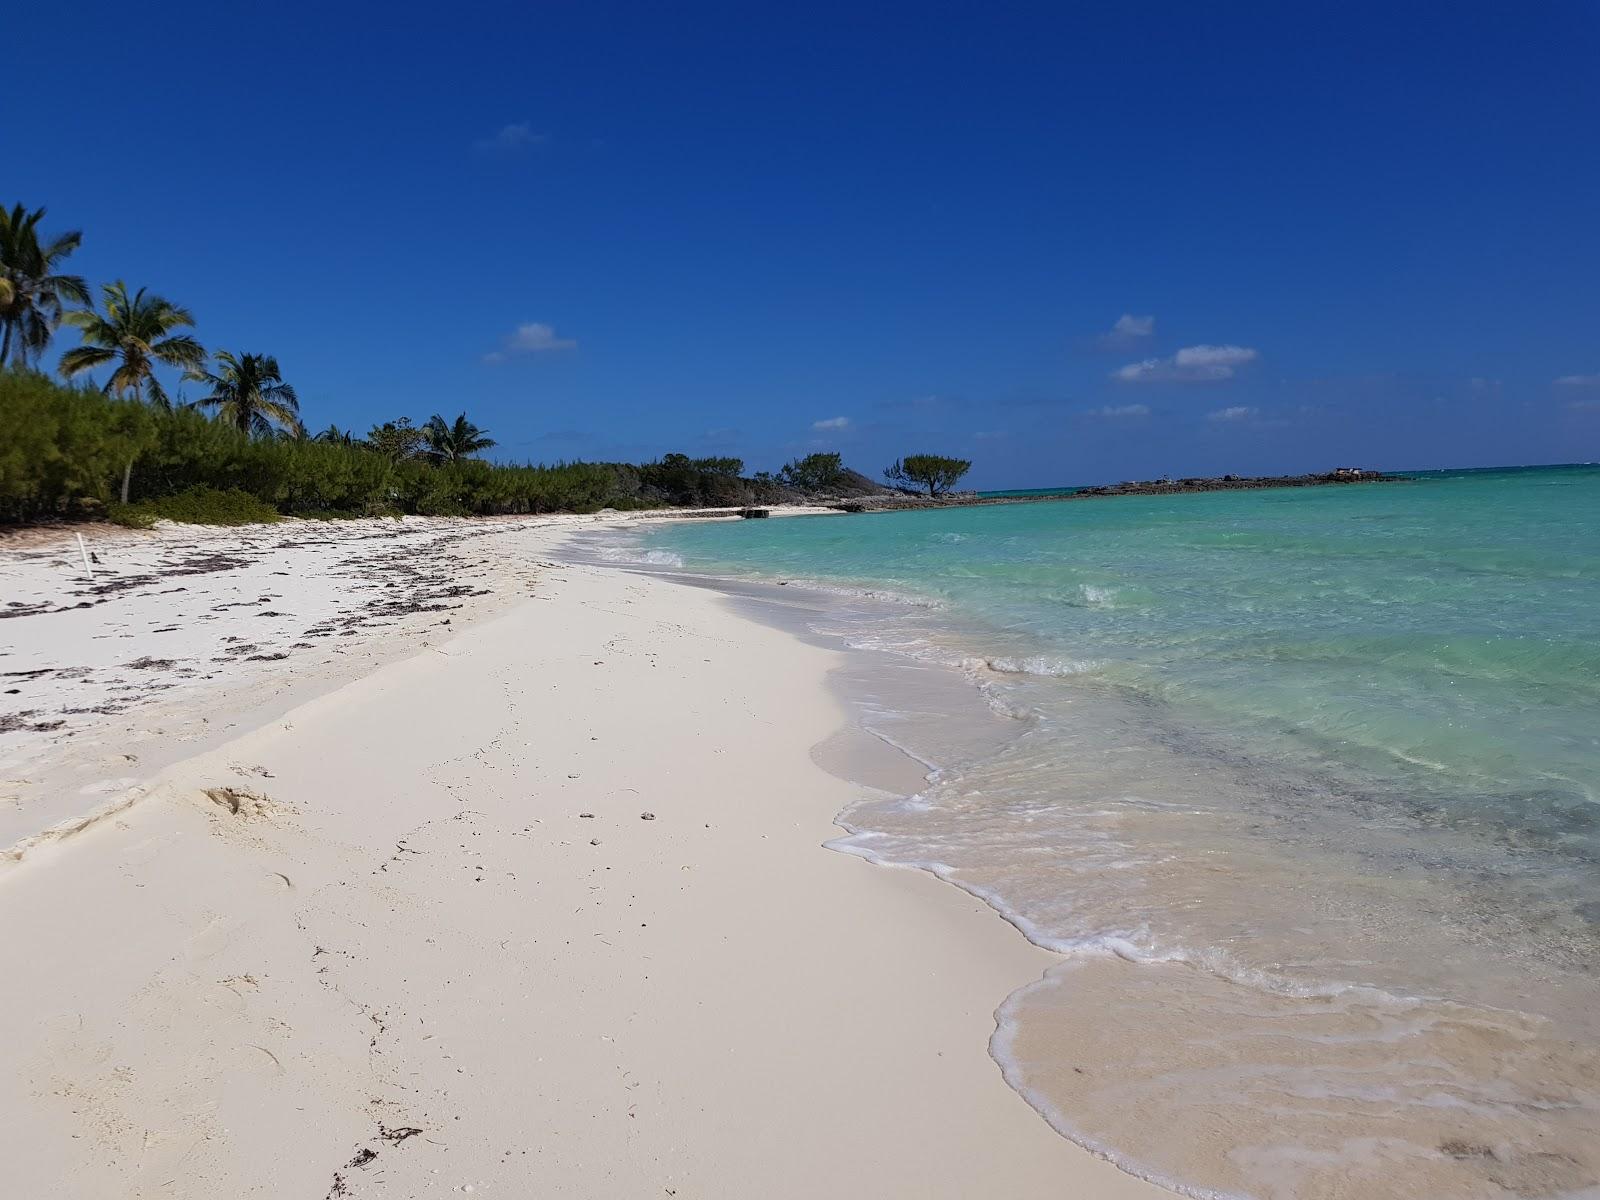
[152,334,206,369]
[58,344,117,378]
[62,308,109,336]
[39,230,83,262]
[106,359,148,398]
[46,273,91,307]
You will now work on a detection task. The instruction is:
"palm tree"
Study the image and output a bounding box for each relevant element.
[0,204,89,367]
[314,423,355,446]
[423,412,497,464]
[59,282,204,404]
[187,351,303,437]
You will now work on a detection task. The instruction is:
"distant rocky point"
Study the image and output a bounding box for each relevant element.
[1071,467,1394,498]
[823,469,1396,512]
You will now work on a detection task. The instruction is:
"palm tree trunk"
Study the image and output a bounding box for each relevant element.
[120,456,134,505]
[0,320,12,367]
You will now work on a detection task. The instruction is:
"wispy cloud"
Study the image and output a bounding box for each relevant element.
[1098,313,1155,349]
[1568,398,1600,411]
[1085,403,1151,418]
[973,429,1009,440]
[1115,344,1259,383]
[1207,405,1258,422]
[1555,373,1600,387]
[811,416,851,431]
[484,322,577,363]
[475,122,547,153]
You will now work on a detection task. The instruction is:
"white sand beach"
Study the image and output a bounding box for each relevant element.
[0,518,1165,1198]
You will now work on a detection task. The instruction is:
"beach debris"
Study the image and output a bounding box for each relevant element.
[377,1123,423,1144]
[579,812,595,818]
[202,785,273,818]
[346,1148,377,1169]
[590,838,602,846]
[640,811,655,820]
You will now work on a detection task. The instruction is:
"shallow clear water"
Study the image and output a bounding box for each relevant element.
[603,467,1600,1199]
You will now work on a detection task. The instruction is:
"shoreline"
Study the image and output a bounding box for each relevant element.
[0,526,1168,1197]
[603,482,1600,1200]
[0,469,1405,548]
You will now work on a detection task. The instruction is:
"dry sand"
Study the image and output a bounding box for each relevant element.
[0,520,1168,1197]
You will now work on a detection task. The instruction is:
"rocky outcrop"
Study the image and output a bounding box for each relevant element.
[1072,470,1395,497]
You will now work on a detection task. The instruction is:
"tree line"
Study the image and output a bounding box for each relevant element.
[1,200,971,524]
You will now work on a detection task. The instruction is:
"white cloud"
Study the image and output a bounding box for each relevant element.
[484,322,577,363]
[1114,343,1259,383]
[1555,373,1600,387]
[1112,358,1164,382]
[1086,403,1151,418]
[1207,405,1257,422]
[811,416,851,431]
[1098,313,1155,348]
[475,122,547,153]
[1175,344,1257,369]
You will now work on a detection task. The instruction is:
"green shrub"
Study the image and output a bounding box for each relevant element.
[112,487,282,526]
[0,370,157,521]
[779,452,845,491]
[105,502,158,528]
[639,453,754,506]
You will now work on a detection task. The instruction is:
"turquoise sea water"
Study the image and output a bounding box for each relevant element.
[605,466,1600,1199]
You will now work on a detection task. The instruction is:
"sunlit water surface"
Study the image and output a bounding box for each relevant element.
[594,467,1600,1199]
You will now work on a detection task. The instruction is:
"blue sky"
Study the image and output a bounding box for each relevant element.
[10,1,1599,488]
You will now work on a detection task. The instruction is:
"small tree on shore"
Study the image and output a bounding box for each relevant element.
[779,451,845,492]
[884,454,972,497]
[364,417,427,465]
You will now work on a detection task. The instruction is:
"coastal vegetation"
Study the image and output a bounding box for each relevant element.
[0,368,918,525]
[774,452,847,491]
[0,197,975,527]
[423,413,496,464]
[0,204,88,368]
[189,352,302,438]
[58,283,204,405]
[885,454,972,497]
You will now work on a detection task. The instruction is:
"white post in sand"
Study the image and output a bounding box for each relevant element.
[77,533,94,578]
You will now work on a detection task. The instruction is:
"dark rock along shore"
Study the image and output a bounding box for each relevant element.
[825,469,1398,512]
